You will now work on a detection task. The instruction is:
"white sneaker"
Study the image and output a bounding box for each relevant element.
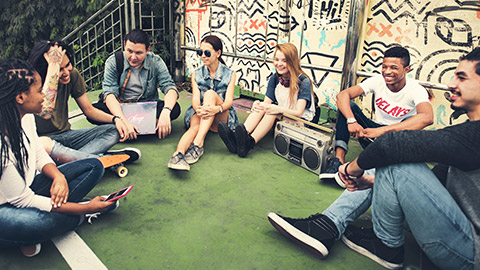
[82,197,120,224]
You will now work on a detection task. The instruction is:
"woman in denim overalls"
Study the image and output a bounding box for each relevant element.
[168,35,237,171]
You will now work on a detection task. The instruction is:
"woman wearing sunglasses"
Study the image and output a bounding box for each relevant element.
[218,43,315,158]
[0,59,116,257]
[168,35,237,171]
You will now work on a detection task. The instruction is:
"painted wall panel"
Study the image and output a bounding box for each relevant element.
[181,0,480,128]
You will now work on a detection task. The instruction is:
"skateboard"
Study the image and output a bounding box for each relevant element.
[98,154,129,178]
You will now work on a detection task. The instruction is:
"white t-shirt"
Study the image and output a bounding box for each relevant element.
[359,74,430,125]
[0,114,54,211]
[275,83,315,121]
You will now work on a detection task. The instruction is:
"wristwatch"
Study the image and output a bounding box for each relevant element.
[346,117,357,124]
[112,115,121,124]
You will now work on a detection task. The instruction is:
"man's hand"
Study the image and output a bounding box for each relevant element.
[123,120,139,140]
[361,126,388,139]
[50,174,69,208]
[344,174,375,191]
[156,110,172,139]
[113,117,130,142]
[44,44,65,66]
[347,122,364,138]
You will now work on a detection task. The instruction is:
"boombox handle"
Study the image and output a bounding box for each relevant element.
[282,113,333,134]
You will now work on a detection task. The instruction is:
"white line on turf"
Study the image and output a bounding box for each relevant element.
[52,231,107,270]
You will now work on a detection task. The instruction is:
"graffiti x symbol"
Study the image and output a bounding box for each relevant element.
[249,19,266,30]
[379,23,393,37]
[367,23,379,35]
[395,27,412,44]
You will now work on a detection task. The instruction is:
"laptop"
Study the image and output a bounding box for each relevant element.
[120,101,157,135]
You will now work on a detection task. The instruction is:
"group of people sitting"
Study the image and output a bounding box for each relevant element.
[0,27,478,270]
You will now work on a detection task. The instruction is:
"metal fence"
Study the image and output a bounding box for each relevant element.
[62,0,172,91]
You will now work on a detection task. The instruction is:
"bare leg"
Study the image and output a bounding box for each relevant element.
[335,147,347,163]
[243,110,266,133]
[193,90,228,147]
[249,114,277,143]
[174,115,200,154]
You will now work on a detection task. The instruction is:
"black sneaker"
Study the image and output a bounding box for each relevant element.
[105,148,141,164]
[235,124,254,158]
[218,122,237,154]
[319,157,342,180]
[341,225,404,269]
[267,212,338,259]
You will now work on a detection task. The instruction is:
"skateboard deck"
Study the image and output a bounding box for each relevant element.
[98,154,129,178]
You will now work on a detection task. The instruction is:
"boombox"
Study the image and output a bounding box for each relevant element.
[273,118,334,175]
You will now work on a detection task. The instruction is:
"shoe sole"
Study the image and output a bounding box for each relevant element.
[267,213,329,259]
[106,148,142,164]
[341,235,403,270]
[218,122,237,154]
[319,173,336,180]
[185,151,203,165]
[334,173,346,188]
[168,163,190,171]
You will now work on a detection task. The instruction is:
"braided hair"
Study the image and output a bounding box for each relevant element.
[0,59,36,179]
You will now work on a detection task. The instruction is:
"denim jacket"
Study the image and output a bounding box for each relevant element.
[184,63,239,129]
[102,51,178,102]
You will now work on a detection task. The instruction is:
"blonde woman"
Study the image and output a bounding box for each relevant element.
[219,43,315,157]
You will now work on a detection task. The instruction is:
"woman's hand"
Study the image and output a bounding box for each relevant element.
[196,104,216,119]
[50,175,69,208]
[85,196,116,214]
[265,104,283,115]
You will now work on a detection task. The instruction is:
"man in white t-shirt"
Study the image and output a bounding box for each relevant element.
[320,46,433,187]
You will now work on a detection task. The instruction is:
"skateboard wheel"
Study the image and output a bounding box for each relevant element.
[116,166,128,178]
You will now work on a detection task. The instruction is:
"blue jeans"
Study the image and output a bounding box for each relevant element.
[48,124,119,155]
[335,101,383,152]
[322,169,375,239]
[373,163,475,270]
[0,159,104,247]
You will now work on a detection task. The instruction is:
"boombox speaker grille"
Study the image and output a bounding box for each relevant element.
[274,134,288,155]
[303,147,320,171]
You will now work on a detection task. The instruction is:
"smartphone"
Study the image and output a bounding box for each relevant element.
[105,186,133,202]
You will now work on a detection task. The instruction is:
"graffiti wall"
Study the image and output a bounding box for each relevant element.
[179,0,480,128]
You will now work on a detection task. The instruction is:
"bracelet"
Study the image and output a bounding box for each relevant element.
[163,106,172,112]
[218,105,223,113]
[112,115,121,124]
[344,162,364,180]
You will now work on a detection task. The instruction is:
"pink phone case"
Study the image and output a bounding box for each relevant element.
[106,185,133,202]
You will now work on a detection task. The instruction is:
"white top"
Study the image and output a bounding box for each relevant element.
[0,114,54,211]
[359,74,430,125]
[275,83,315,121]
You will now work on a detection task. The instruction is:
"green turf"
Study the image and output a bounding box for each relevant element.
[0,90,422,269]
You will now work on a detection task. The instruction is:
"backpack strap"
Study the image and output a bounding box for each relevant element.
[115,51,124,84]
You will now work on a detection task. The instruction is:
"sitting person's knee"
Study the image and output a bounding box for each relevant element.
[38,137,54,154]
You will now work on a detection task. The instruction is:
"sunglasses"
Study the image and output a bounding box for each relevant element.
[197,50,212,57]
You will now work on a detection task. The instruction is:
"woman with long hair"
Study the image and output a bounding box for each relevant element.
[219,43,315,157]
[168,35,238,171]
[0,59,115,257]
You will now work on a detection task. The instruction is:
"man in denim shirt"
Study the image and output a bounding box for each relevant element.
[93,29,181,140]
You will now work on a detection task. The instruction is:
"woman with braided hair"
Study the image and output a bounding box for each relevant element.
[0,59,115,257]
